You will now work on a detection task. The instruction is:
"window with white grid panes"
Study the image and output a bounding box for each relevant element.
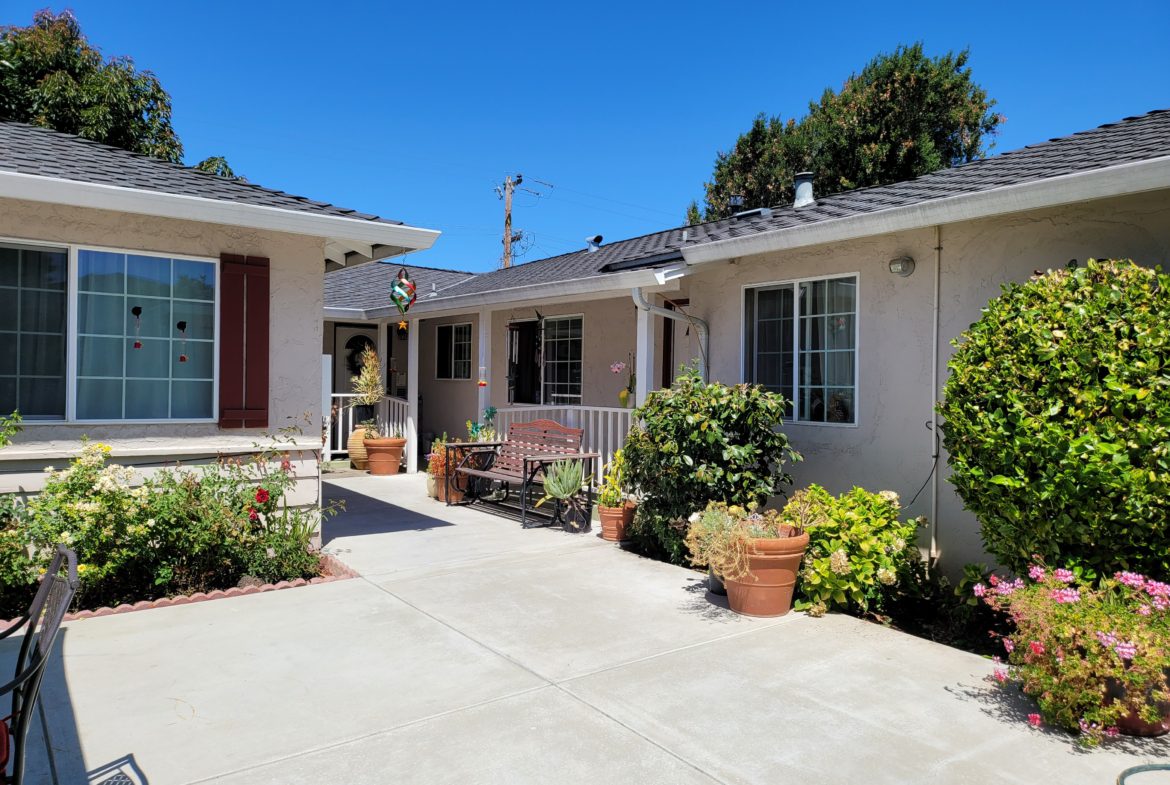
[541,315,582,404]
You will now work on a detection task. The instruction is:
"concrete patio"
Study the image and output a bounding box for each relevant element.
[12,473,1170,784]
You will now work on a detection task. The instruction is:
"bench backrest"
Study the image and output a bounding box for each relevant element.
[492,419,584,477]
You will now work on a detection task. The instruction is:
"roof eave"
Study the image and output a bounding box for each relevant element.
[682,155,1170,265]
[0,170,441,252]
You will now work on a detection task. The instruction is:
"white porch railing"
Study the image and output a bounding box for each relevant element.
[494,405,634,482]
[324,394,410,462]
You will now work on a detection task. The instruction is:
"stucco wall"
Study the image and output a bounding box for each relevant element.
[418,313,480,443]
[687,189,1170,573]
[0,197,325,499]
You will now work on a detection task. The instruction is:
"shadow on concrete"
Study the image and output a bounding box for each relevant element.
[946,680,1170,756]
[322,480,456,546]
[679,574,743,623]
[86,753,149,784]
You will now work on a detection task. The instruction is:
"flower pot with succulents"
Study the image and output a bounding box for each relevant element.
[597,449,634,542]
[536,459,591,534]
[348,345,385,470]
[685,501,809,617]
[427,435,462,504]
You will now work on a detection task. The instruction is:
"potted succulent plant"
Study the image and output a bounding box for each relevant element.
[597,449,635,542]
[365,424,406,476]
[685,501,809,617]
[536,459,591,534]
[347,345,385,470]
[428,434,461,503]
[978,565,1170,743]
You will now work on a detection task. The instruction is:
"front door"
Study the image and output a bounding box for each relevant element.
[507,320,541,404]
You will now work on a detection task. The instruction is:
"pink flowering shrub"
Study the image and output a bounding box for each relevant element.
[977,565,1170,744]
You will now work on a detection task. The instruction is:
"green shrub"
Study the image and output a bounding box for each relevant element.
[624,367,800,564]
[939,259,1170,579]
[790,485,923,616]
[1,433,331,616]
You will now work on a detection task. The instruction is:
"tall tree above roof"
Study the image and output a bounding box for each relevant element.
[0,9,183,162]
[694,43,1003,222]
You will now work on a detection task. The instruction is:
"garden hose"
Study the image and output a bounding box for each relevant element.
[1117,763,1170,783]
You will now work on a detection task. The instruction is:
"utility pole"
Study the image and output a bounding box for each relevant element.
[498,173,522,269]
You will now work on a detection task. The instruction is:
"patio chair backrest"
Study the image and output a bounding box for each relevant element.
[492,419,584,477]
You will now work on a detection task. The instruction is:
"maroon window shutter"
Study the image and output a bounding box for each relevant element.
[219,254,270,429]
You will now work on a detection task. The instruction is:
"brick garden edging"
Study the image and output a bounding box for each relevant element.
[56,553,360,622]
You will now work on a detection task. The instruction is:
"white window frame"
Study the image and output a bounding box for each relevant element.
[741,272,860,428]
[540,313,584,405]
[435,322,473,380]
[0,237,220,425]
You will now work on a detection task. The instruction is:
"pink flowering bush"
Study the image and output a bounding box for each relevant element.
[977,565,1170,744]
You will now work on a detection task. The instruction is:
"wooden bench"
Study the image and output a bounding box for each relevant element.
[445,419,599,528]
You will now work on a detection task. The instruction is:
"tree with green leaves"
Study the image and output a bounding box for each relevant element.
[691,43,1002,222]
[194,155,239,179]
[0,10,183,161]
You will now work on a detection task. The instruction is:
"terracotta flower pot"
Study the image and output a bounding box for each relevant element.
[1106,671,1170,737]
[436,471,463,504]
[347,428,369,470]
[365,436,406,476]
[598,501,635,541]
[724,532,810,617]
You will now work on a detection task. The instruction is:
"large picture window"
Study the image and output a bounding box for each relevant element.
[0,243,68,419]
[76,249,217,420]
[542,315,582,404]
[745,275,857,424]
[436,322,472,380]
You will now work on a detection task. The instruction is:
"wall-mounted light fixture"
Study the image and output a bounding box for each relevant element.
[888,256,916,277]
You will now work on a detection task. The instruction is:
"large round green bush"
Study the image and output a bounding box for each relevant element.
[624,367,800,563]
[939,259,1170,579]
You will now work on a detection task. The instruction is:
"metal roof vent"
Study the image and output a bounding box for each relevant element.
[733,207,773,221]
[794,172,815,208]
[585,235,603,252]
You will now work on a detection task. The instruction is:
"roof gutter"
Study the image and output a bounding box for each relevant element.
[361,266,683,321]
[630,287,709,382]
[0,170,441,251]
[681,155,1170,265]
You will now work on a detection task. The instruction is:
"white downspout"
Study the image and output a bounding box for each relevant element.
[630,288,710,382]
[930,225,942,565]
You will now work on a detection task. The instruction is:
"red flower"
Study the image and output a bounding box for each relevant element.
[248,507,259,521]
[280,456,293,473]
[1027,713,1042,727]
[255,487,270,504]
[1030,641,1045,656]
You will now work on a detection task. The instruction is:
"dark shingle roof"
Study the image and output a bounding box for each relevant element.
[325,262,475,311]
[0,121,403,225]
[404,109,1170,305]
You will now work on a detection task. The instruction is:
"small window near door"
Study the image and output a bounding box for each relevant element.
[436,323,472,380]
[542,315,582,404]
[0,242,68,419]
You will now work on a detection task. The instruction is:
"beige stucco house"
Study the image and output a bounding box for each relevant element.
[0,121,439,506]
[324,109,1170,573]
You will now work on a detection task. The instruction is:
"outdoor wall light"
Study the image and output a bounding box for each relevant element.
[888,256,916,277]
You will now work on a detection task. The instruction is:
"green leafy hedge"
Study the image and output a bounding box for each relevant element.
[939,259,1170,579]
[623,367,800,563]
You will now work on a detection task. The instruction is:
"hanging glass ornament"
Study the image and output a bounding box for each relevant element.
[131,305,143,349]
[390,267,417,315]
[176,320,188,362]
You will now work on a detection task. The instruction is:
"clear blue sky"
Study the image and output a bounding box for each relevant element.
[4,2,1169,271]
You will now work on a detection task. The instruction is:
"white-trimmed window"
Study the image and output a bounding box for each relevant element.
[0,243,68,419]
[75,249,218,421]
[436,322,472,380]
[542,315,582,404]
[744,275,857,424]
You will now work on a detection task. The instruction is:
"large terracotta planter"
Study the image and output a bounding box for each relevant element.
[347,428,369,470]
[365,436,406,476]
[599,501,635,541]
[1107,671,1170,737]
[724,532,810,617]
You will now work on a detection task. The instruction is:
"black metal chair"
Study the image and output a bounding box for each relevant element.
[0,545,79,785]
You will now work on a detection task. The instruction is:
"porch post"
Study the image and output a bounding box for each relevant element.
[376,318,390,434]
[406,316,420,473]
[635,305,656,407]
[477,308,491,417]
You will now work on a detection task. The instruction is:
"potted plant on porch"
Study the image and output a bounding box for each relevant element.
[685,501,809,617]
[365,423,406,476]
[347,345,385,470]
[427,434,462,503]
[536,459,591,534]
[597,449,635,542]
